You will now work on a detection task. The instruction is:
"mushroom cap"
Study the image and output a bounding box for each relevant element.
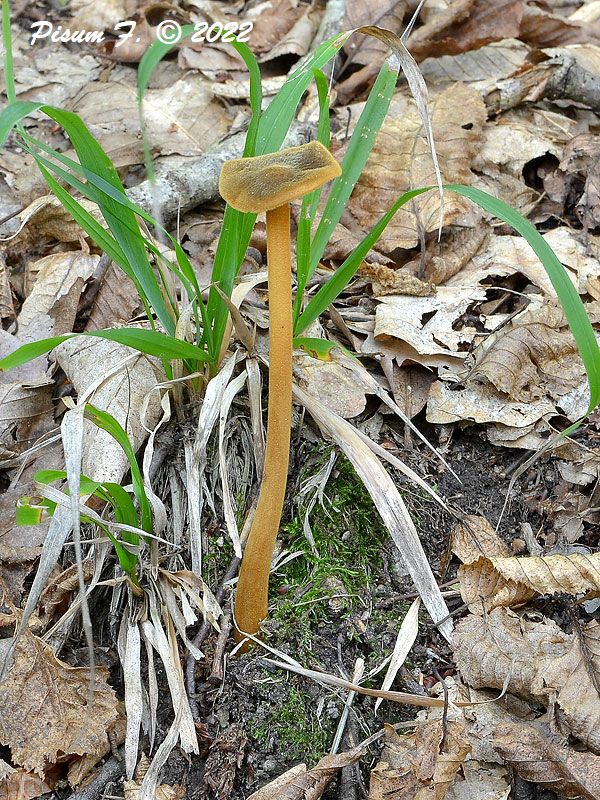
[219,140,341,213]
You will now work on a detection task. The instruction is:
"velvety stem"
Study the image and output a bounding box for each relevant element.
[234,203,293,639]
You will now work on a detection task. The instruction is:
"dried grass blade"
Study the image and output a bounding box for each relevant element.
[218,370,248,557]
[375,597,420,712]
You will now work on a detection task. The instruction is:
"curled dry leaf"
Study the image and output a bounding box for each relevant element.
[248,742,367,800]
[343,83,486,252]
[469,302,585,406]
[0,630,117,775]
[493,721,600,800]
[450,515,510,565]
[369,720,471,800]
[453,608,600,752]
[457,545,600,613]
[407,0,522,61]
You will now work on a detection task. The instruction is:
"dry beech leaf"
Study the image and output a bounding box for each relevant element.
[293,348,371,419]
[493,721,600,800]
[54,336,163,485]
[359,263,436,297]
[453,608,600,752]
[419,39,530,87]
[473,107,578,178]
[420,225,489,286]
[84,262,141,331]
[248,743,367,800]
[344,84,486,251]
[426,379,556,428]
[469,308,584,404]
[0,768,53,800]
[247,0,307,54]
[458,549,600,614]
[450,515,510,565]
[373,286,487,360]
[369,720,471,800]
[0,630,117,775]
[407,0,522,61]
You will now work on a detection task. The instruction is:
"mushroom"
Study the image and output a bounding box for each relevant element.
[219,141,341,641]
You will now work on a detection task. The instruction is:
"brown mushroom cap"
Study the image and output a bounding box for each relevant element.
[219,140,341,213]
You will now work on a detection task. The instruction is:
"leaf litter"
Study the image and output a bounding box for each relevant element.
[2,0,600,798]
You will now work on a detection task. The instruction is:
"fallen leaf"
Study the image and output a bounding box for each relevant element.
[345,84,486,251]
[453,608,600,752]
[369,720,471,800]
[493,721,600,800]
[426,379,556,427]
[373,286,487,361]
[407,0,523,61]
[0,767,53,800]
[54,336,163,484]
[468,302,585,405]
[249,742,367,800]
[450,515,510,565]
[293,346,371,419]
[0,630,117,775]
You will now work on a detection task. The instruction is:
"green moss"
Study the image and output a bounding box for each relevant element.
[248,685,328,765]
[272,453,388,633]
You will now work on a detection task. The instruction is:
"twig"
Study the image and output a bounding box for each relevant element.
[67,753,124,800]
[208,607,233,685]
[431,665,449,753]
[185,554,240,719]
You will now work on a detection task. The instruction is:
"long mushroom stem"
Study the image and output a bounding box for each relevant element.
[234,203,293,640]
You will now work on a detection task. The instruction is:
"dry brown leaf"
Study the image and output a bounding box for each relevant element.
[420,40,530,87]
[54,336,163,484]
[247,0,308,55]
[453,608,600,752]
[0,630,117,775]
[248,742,367,800]
[520,5,600,47]
[450,515,510,565]
[0,768,53,800]
[293,348,370,419]
[469,303,584,404]
[344,84,486,251]
[373,286,486,360]
[1,195,103,247]
[426,379,556,428]
[67,705,127,786]
[474,107,577,181]
[493,721,600,800]
[457,547,600,614]
[84,262,141,331]
[369,720,471,800]
[420,225,489,286]
[407,0,522,61]
[359,263,436,297]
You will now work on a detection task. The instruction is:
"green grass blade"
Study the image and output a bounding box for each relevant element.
[310,61,398,277]
[2,0,16,104]
[38,106,175,334]
[446,183,600,414]
[84,405,153,533]
[295,188,429,335]
[0,328,208,372]
[0,101,42,145]
[293,68,333,328]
